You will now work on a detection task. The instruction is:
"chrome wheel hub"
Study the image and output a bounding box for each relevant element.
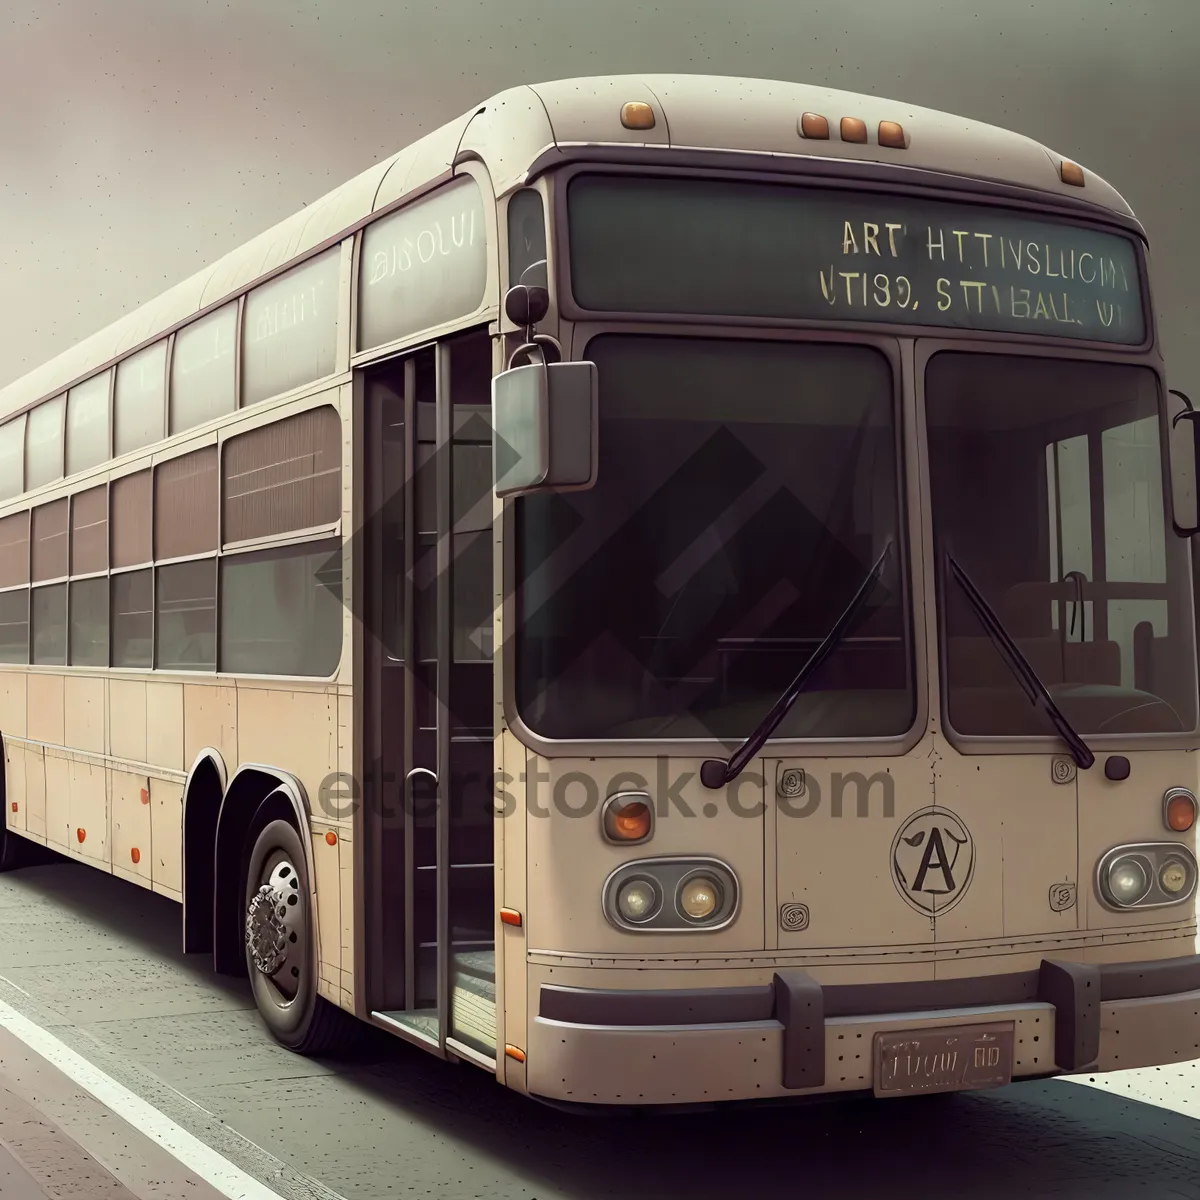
[245,855,304,996]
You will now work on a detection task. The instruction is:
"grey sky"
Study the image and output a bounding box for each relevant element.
[1,0,1197,388]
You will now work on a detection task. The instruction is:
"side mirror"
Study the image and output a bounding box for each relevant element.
[1168,389,1200,537]
[504,283,549,329]
[493,357,598,499]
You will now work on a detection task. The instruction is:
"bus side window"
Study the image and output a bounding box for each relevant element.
[507,188,546,287]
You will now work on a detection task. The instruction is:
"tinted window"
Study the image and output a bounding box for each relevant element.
[114,341,167,456]
[0,590,28,664]
[242,248,341,405]
[219,540,342,676]
[69,577,108,666]
[926,352,1196,736]
[31,583,66,665]
[171,303,236,434]
[515,335,910,740]
[358,177,488,351]
[112,569,152,669]
[156,559,216,670]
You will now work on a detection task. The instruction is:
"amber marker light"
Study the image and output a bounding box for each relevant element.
[620,102,655,130]
[602,793,654,844]
[505,1044,526,1063]
[840,116,868,143]
[878,121,907,149]
[1060,160,1085,186]
[799,112,829,139]
[325,831,338,846]
[1164,788,1197,833]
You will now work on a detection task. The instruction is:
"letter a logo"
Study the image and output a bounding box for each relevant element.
[890,807,975,916]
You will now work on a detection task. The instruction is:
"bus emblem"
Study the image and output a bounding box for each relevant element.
[890,807,975,916]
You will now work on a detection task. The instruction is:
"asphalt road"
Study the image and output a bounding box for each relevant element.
[0,861,1196,1200]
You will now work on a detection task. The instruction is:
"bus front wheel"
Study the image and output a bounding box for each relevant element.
[243,818,358,1056]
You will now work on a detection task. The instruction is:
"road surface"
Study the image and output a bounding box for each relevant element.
[0,861,1196,1199]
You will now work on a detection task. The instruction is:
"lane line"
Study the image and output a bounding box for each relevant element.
[0,995,287,1200]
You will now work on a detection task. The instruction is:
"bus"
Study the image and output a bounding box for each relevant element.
[0,73,1198,1109]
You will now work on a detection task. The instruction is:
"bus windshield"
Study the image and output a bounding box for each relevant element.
[513,335,914,742]
[926,352,1199,737]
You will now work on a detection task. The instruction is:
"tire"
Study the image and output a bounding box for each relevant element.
[0,823,27,872]
[243,818,359,1056]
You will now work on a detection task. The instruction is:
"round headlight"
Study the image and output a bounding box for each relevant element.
[1107,856,1150,905]
[679,875,720,921]
[1160,858,1189,895]
[617,878,659,922]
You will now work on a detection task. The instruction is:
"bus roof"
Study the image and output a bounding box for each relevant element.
[0,73,1136,422]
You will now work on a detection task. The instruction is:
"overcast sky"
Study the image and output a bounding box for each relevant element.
[1,0,1197,389]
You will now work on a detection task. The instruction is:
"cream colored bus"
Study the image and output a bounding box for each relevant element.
[1,74,1199,1109]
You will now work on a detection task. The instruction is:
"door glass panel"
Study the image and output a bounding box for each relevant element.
[446,330,496,1056]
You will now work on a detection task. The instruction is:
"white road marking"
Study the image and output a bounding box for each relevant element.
[1059,1060,1200,1119]
[0,995,287,1200]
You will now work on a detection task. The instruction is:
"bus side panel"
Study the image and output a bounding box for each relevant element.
[109,769,153,883]
[0,672,26,744]
[24,745,46,840]
[150,779,183,900]
[4,740,26,833]
[68,757,108,864]
[44,751,70,851]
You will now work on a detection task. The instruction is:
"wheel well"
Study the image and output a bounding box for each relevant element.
[212,766,310,977]
[181,752,225,954]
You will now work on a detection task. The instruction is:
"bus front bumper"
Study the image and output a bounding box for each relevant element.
[528,954,1200,1106]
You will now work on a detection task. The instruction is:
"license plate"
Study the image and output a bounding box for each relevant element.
[873,1022,1015,1098]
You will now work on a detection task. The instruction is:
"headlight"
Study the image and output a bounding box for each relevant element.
[678,875,720,921]
[1160,859,1189,895]
[1096,843,1198,910]
[616,878,659,922]
[602,857,739,932]
[1107,856,1150,905]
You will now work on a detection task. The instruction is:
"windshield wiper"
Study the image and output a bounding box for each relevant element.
[946,553,1094,770]
[700,539,893,789]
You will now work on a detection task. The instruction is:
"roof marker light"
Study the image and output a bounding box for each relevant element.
[620,102,655,130]
[799,112,829,139]
[840,117,868,143]
[878,121,907,149]
[1060,160,1085,186]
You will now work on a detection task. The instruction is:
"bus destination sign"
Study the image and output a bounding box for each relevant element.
[567,175,1146,345]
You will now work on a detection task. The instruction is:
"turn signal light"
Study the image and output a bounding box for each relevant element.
[602,793,653,843]
[1164,788,1197,833]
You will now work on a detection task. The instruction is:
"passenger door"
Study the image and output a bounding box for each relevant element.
[361,328,496,1059]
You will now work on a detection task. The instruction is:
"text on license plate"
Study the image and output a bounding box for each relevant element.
[873,1022,1016,1098]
